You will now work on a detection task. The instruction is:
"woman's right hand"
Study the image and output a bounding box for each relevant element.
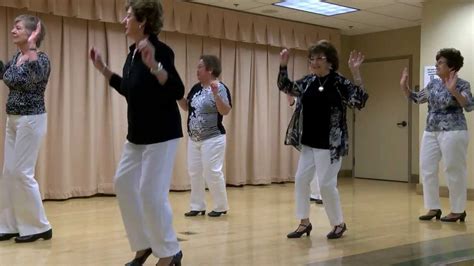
[280,49,289,67]
[90,47,106,72]
[400,67,409,90]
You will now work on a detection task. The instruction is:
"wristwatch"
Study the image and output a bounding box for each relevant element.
[150,62,163,75]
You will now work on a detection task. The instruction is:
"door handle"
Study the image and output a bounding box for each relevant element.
[397,121,407,127]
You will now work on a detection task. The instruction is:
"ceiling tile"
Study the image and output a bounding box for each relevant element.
[336,10,419,29]
[367,3,422,21]
[326,0,397,9]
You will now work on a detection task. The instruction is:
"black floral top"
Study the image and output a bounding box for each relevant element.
[409,78,473,132]
[0,52,50,115]
[278,66,368,163]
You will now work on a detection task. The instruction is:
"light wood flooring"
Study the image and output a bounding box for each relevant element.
[1,178,473,265]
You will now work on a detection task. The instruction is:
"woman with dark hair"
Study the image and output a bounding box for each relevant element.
[178,55,232,218]
[90,0,184,265]
[400,48,473,222]
[0,15,52,243]
[278,40,368,239]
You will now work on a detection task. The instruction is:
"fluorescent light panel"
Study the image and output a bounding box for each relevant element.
[274,0,358,16]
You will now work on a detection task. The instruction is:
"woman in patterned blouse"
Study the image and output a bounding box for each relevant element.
[178,55,232,218]
[0,15,52,243]
[278,40,368,240]
[400,48,473,222]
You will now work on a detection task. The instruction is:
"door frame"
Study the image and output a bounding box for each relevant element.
[352,55,415,183]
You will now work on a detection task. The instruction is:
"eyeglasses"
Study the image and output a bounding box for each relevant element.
[436,60,447,65]
[309,56,326,62]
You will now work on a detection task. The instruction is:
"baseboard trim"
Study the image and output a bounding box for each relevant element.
[338,170,352,178]
[416,184,474,201]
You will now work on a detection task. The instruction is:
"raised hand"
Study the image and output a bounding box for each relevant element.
[89,47,106,71]
[400,67,409,90]
[446,70,458,94]
[348,50,365,70]
[210,80,219,95]
[280,49,290,67]
[138,39,157,70]
[28,21,41,48]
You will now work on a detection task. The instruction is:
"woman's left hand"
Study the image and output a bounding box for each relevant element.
[210,80,219,95]
[446,70,458,94]
[138,39,158,70]
[28,21,41,49]
[348,50,365,70]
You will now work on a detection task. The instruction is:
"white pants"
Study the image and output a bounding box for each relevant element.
[295,145,343,226]
[0,114,50,236]
[310,173,321,200]
[114,139,180,258]
[421,130,469,213]
[188,135,229,212]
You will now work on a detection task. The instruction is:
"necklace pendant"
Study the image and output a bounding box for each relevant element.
[318,86,324,92]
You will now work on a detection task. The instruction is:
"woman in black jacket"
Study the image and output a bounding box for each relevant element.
[90,0,184,265]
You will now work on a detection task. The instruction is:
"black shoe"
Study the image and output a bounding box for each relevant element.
[14,229,52,243]
[0,233,19,241]
[310,197,316,202]
[170,250,183,266]
[440,211,466,222]
[419,209,442,221]
[287,223,312,238]
[125,248,152,266]
[184,210,205,217]
[315,199,323,204]
[208,211,227,217]
[327,223,346,239]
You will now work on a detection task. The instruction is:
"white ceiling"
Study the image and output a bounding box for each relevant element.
[187,0,424,35]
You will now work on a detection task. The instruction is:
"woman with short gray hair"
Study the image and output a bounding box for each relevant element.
[0,15,52,243]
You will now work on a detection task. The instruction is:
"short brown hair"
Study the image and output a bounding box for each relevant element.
[436,48,464,72]
[14,15,46,48]
[308,40,339,71]
[200,55,222,78]
[126,0,163,35]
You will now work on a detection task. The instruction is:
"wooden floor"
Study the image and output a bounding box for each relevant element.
[1,178,473,265]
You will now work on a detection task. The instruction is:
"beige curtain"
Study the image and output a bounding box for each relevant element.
[0,4,340,199]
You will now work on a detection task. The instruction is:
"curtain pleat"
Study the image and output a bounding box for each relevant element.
[0,0,340,50]
[0,5,339,199]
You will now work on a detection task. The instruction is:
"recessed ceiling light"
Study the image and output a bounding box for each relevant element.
[273,0,358,16]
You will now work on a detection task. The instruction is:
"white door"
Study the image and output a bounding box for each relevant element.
[354,59,410,182]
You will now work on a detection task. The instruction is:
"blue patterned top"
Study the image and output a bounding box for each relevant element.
[0,52,50,115]
[410,78,473,132]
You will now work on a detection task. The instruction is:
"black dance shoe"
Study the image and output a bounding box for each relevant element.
[419,209,442,221]
[184,210,205,217]
[0,233,19,241]
[170,250,183,266]
[440,211,467,222]
[287,223,312,238]
[208,211,227,217]
[14,229,52,243]
[327,223,346,239]
[125,248,152,266]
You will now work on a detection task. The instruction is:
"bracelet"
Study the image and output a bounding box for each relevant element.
[150,62,163,75]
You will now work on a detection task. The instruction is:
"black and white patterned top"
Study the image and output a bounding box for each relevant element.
[186,82,232,142]
[278,66,368,163]
[410,78,473,132]
[0,52,50,115]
